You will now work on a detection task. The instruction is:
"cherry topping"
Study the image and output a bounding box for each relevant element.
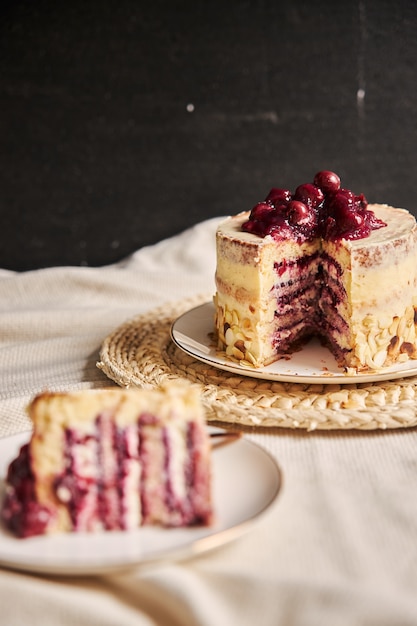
[326,191,367,238]
[249,201,275,221]
[287,200,311,225]
[265,188,292,205]
[355,192,368,210]
[334,188,355,204]
[294,183,324,208]
[241,170,386,242]
[313,170,341,194]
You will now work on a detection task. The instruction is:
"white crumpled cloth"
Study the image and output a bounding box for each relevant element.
[1,217,417,626]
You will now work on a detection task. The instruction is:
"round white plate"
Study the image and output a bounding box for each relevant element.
[0,429,281,576]
[171,302,417,384]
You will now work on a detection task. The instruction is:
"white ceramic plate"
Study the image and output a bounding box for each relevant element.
[0,429,281,576]
[171,302,417,384]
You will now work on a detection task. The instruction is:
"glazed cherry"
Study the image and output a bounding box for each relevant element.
[313,170,341,194]
[249,201,275,221]
[294,183,324,208]
[328,190,355,217]
[343,211,364,230]
[241,219,265,236]
[335,188,356,204]
[287,200,311,225]
[326,191,369,239]
[331,192,354,216]
[265,188,292,205]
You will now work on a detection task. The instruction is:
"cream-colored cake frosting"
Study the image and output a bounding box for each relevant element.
[215,204,417,373]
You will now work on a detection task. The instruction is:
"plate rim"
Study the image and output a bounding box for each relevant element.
[171,301,417,385]
[0,429,282,576]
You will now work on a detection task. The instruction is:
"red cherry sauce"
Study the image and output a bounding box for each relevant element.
[242,170,386,242]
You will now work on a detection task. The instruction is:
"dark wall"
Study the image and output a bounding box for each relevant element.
[1,0,417,270]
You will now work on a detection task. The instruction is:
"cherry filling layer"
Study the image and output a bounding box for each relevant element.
[2,412,211,537]
[139,415,211,527]
[243,170,386,242]
[1,444,53,538]
[271,252,350,357]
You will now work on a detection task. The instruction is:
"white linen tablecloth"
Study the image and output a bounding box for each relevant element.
[1,217,417,626]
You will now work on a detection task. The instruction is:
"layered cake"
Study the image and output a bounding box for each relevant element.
[1,383,213,538]
[215,170,417,372]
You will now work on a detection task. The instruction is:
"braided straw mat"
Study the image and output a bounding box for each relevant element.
[97,294,417,431]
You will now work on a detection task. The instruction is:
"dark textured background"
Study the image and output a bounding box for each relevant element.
[1,0,417,270]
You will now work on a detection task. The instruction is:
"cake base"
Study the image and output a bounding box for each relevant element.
[97,295,417,430]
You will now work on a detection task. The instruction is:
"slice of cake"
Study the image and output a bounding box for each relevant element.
[1,383,213,538]
[215,171,417,372]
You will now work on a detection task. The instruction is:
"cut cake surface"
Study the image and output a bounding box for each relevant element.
[1,383,213,538]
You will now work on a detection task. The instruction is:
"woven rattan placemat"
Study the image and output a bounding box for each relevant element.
[97,294,417,430]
